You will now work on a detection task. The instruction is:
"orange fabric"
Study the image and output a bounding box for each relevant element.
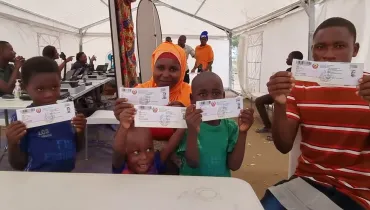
[195,44,214,70]
[137,42,191,106]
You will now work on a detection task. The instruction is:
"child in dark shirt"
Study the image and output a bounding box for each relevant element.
[112,108,183,174]
[6,56,86,172]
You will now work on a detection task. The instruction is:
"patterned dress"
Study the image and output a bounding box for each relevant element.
[116,0,138,87]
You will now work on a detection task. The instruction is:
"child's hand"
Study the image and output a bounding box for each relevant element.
[185,105,202,133]
[114,98,134,120]
[238,108,254,133]
[72,114,87,133]
[6,121,27,146]
[119,107,136,129]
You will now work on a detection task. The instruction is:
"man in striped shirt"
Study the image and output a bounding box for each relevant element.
[261,17,370,210]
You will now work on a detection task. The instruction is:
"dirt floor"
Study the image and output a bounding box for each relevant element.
[0,96,288,199]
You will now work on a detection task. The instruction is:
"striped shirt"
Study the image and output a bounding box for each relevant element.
[286,77,370,209]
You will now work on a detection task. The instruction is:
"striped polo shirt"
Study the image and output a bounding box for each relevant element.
[286,77,370,208]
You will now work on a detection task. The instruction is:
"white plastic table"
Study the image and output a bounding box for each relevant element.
[0,172,263,210]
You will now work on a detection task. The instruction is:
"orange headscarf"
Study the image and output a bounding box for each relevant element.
[137,42,191,106]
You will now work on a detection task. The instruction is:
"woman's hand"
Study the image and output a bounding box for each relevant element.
[168,101,184,107]
[114,98,134,120]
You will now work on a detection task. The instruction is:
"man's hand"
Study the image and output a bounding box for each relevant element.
[114,98,134,120]
[6,121,27,146]
[168,101,184,107]
[119,108,136,129]
[357,76,370,102]
[185,105,202,133]
[267,71,294,104]
[238,108,254,133]
[90,55,97,62]
[14,56,25,69]
[72,114,87,133]
[66,56,74,62]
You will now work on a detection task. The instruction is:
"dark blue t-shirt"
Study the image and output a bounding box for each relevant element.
[11,106,77,172]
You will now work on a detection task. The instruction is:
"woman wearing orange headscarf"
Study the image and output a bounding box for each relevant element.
[114,42,191,140]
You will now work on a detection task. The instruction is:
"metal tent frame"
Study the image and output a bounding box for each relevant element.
[0,0,317,88]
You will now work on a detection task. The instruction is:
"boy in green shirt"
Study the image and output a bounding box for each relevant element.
[0,41,24,96]
[177,72,254,177]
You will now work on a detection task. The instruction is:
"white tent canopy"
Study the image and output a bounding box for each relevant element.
[0,0,311,89]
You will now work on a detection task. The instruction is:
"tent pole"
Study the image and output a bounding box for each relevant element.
[79,29,83,52]
[194,0,207,16]
[228,32,233,90]
[154,0,231,32]
[308,0,315,60]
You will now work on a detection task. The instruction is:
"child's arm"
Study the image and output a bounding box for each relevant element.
[72,114,87,152]
[6,121,28,170]
[160,129,185,162]
[184,105,202,168]
[227,109,254,171]
[112,125,129,169]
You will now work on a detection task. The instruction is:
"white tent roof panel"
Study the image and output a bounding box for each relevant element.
[1,0,299,34]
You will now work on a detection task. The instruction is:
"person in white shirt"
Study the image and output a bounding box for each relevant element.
[177,35,195,83]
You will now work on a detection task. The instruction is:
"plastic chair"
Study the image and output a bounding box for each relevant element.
[85,110,119,160]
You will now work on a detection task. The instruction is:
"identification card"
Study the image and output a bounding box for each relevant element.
[134,105,187,128]
[196,97,243,121]
[291,59,364,86]
[16,102,75,128]
[119,87,169,105]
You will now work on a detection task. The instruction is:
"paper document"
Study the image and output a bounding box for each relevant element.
[119,87,169,105]
[16,102,75,128]
[196,97,243,121]
[134,105,187,128]
[291,59,364,86]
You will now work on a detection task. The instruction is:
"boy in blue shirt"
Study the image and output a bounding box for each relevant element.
[5,56,87,172]
[177,72,254,177]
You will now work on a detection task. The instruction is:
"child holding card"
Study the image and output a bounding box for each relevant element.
[112,109,184,174]
[5,56,86,172]
[177,72,254,177]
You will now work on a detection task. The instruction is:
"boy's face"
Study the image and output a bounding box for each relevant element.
[0,43,16,62]
[191,77,225,104]
[312,26,359,62]
[25,72,61,106]
[126,129,155,174]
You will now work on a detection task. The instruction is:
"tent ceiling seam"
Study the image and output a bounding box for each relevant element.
[0,0,79,30]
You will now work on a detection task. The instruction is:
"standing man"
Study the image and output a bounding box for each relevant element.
[255,51,303,133]
[262,17,370,210]
[192,31,214,72]
[0,41,24,96]
[178,35,195,83]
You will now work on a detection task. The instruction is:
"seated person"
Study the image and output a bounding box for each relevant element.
[6,56,87,172]
[70,52,96,75]
[177,72,254,177]
[262,17,369,210]
[255,51,303,133]
[0,41,24,96]
[112,110,184,174]
[114,42,191,144]
[42,45,73,72]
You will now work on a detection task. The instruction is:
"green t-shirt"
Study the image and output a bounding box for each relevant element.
[0,64,14,96]
[176,119,239,177]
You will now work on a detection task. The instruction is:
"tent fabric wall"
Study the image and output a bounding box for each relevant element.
[238,0,370,96]
[0,16,79,75]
